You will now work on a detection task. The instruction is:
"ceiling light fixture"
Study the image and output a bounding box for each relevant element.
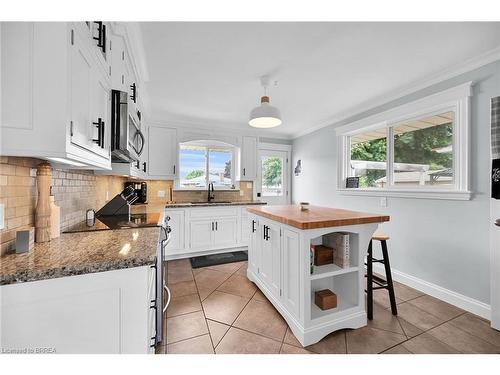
[249,75,282,128]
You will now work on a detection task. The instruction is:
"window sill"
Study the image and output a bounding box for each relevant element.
[337,188,472,201]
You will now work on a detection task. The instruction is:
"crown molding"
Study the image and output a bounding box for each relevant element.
[291,46,500,140]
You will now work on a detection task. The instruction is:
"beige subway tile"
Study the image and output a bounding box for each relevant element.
[7,217,24,230]
[5,207,16,219]
[15,166,31,176]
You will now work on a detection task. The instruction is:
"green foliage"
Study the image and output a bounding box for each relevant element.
[186,169,204,180]
[350,123,453,188]
[262,157,282,187]
[224,160,231,178]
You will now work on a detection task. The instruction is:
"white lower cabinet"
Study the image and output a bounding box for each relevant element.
[259,219,282,298]
[163,206,257,260]
[0,266,155,353]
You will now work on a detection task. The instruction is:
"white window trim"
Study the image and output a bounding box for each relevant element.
[336,82,473,200]
[174,141,238,191]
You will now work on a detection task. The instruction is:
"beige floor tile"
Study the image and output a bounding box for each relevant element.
[166,311,208,344]
[215,327,281,354]
[167,259,192,271]
[396,302,446,331]
[306,331,346,354]
[448,313,500,348]
[373,289,403,309]
[194,269,232,291]
[235,262,248,276]
[202,291,250,325]
[252,289,268,302]
[168,267,194,284]
[346,326,406,354]
[192,268,205,276]
[233,299,287,341]
[397,317,423,338]
[198,287,214,301]
[280,343,314,354]
[284,327,303,348]
[167,334,214,354]
[402,333,460,354]
[167,294,202,318]
[428,322,500,353]
[368,303,405,335]
[168,280,198,298]
[217,273,257,298]
[206,262,242,274]
[393,282,424,301]
[382,344,412,354]
[207,319,230,347]
[407,295,464,321]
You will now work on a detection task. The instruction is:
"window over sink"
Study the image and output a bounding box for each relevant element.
[178,140,235,189]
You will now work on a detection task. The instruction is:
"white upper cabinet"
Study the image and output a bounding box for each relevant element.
[147,125,178,179]
[238,136,258,180]
[0,22,111,169]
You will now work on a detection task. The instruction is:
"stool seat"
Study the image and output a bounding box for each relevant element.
[372,231,390,241]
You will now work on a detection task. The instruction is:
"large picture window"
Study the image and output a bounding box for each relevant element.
[179,142,234,189]
[337,83,471,200]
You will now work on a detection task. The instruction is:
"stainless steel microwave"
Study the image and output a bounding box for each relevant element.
[111,90,144,163]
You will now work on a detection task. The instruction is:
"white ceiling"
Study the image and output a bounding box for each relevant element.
[139,22,500,138]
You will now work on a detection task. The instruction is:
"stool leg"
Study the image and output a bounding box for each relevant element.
[381,240,398,315]
[367,240,373,320]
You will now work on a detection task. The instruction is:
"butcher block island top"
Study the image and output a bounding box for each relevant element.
[247,205,390,230]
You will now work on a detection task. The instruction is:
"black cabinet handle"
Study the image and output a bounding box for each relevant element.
[92,22,106,53]
[243,168,246,176]
[211,222,214,231]
[136,160,140,169]
[92,118,104,148]
[130,83,137,103]
[215,222,218,231]
[173,165,176,174]
[252,220,256,233]
[143,162,147,172]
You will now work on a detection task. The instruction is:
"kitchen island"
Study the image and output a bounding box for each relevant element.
[246,205,389,346]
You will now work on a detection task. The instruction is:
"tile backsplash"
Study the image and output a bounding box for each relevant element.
[0,156,255,255]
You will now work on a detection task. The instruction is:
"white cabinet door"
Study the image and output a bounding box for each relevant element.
[248,217,260,274]
[164,210,185,254]
[89,65,111,159]
[260,220,281,298]
[189,220,213,250]
[70,28,94,151]
[241,136,257,179]
[148,126,177,179]
[213,217,238,248]
[282,229,301,318]
[241,212,250,246]
[110,35,127,92]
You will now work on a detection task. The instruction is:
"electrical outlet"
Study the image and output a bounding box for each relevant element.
[0,203,4,229]
[157,190,166,198]
[246,182,252,189]
[239,190,244,197]
[106,191,109,201]
[380,197,387,207]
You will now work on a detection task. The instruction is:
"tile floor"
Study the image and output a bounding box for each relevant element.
[156,259,500,354]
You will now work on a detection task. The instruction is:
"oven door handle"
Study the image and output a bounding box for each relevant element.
[163,284,171,314]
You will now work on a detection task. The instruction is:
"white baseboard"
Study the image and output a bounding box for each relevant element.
[372,263,491,320]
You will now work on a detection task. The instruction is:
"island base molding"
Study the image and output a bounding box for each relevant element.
[247,268,367,346]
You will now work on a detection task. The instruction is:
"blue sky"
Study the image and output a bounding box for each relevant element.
[180,149,231,178]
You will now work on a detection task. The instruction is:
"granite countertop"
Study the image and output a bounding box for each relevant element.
[165,200,267,208]
[247,205,390,230]
[0,227,159,286]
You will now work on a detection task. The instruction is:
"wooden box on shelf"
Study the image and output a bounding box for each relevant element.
[314,289,337,310]
[312,245,334,266]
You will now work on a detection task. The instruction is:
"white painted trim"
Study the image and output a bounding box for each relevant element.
[292,46,500,139]
[338,188,472,201]
[258,142,292,152]
[372,263,491,320]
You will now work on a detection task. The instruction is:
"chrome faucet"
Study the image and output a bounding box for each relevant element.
[207,182,215,202]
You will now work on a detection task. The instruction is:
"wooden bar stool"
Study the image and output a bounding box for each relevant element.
[365,231,397,320]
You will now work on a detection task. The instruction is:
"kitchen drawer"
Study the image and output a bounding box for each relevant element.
[189,207,239,219]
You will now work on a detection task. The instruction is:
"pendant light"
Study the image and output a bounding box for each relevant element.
[249,76,282,128]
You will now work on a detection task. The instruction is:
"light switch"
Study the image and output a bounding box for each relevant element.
[246,182,252,188]
[0,203,4,230]
[157,190,166,198]
[380,197,387,207]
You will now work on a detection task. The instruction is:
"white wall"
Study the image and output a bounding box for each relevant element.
[292,61,500,309]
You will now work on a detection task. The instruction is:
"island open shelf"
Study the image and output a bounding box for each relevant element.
[246,205,389,346]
